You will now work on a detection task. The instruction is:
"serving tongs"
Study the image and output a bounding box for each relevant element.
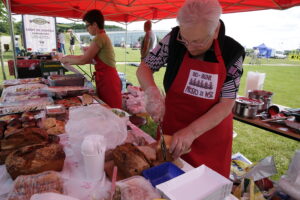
[158,121,167,161]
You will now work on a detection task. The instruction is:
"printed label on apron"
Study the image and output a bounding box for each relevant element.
[184,70,218,99]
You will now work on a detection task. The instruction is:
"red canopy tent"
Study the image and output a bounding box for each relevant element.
[3,0,300,22]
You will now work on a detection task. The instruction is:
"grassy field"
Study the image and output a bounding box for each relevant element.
[1,46,299,180]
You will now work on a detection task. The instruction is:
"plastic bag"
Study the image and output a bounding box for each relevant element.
[59,133,112,200]
[116,176,161,200]
[245,71,266,96]
[66,104,127,150]
[0,166,13,200]
[231,153,277,181]
[7,171,63,200]
[30,193,80,200]
[124,85,146,114]
[59,105,126,200]
[277,150,300,200]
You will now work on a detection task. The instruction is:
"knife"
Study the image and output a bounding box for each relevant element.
[158,122,167,161]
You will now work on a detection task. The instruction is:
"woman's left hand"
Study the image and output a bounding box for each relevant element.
[169,127,196,159]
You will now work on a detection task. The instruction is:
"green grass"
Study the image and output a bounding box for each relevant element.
[1,46,299,180]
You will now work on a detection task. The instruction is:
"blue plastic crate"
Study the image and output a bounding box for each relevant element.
[142,162,185,187]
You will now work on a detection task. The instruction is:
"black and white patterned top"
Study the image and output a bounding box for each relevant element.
[144,33,243,99]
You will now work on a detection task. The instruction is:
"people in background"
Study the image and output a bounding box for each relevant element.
[60,9,122,109]
[58,29,66,54]
[68,29,80,55]
[140,20,157,60]
[15,38,20,56]
[136,0,245,178]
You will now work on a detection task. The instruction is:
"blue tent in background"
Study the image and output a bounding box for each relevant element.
[254,43,273,58]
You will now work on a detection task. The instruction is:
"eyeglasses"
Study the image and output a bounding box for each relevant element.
[177,30,213,48]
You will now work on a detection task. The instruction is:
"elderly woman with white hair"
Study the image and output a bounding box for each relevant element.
[136,0,245,177]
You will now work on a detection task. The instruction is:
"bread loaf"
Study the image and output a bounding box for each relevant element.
[7,171,63,200]
[112,143,150,178]
[5,143,65,180]
[0,128,49,164]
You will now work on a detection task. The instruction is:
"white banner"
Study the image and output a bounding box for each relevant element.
[23,15,56,53]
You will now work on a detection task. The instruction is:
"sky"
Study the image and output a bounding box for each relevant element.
[102,6,300,51]
[14,6,300,51]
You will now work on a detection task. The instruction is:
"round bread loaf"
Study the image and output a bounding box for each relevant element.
[5,143,65,180]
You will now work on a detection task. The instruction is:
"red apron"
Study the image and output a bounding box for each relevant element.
[93,56,122,109]
[162,39,233,177]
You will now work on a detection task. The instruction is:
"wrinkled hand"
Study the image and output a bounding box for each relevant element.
[144,86,165,123]
[170,127,196,159]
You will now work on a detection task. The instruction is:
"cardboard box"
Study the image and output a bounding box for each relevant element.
[156,165,233,200]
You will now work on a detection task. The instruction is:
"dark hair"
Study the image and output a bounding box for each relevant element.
[83,9,104,29]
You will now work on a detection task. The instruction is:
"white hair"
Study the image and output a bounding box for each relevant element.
[177,0,222,33]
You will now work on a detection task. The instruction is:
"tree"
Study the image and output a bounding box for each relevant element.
[0,2,9,34]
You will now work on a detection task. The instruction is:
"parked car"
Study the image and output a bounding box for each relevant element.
[273,51,287,59]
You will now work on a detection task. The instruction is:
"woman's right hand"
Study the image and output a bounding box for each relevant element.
[144,86,165,123]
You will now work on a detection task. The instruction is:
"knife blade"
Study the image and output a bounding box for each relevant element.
[158,122,167,161]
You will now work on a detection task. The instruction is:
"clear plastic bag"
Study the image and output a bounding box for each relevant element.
[116,176,161,200]
[0,97,54,115]
[7,171,63,200]
[278,150,300,200]
[30,193,80,200]
[66,104,127,150]
[1,83,48,99]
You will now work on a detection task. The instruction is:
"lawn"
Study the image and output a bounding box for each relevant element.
[1,47,299,180]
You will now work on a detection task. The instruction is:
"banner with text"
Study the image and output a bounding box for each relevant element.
[23,15,56,53]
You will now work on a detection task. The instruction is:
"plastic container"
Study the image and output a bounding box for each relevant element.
[46,105,66,116]
[81,135,106,181]
[48,74,85,86]
[142,162,185,187]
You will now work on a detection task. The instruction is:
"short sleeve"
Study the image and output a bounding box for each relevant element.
[143,33,170,72]
[220,56,243,99]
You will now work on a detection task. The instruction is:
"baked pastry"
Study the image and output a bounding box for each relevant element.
[0,121,7,139]
[7,171,63,200]
[82,93,93,105]
[0,128,49,164]
[0,114,20,123]
[5,143,66,180]
[4,118,23,137]
[42,118,56,129]
[55,97,82,108]
[22,119,37,128]
[112,143,150,178]
[43,118,65,135]
[1,128,48,150]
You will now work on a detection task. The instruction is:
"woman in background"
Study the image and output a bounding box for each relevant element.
[60,9,122,108]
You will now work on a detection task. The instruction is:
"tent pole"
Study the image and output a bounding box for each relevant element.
[6,0,18,78]
[0,39,7,80]
[124,23,128,75]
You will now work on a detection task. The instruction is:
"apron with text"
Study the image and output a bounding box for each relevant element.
[162,39,233,177]
[93,56,122,109]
